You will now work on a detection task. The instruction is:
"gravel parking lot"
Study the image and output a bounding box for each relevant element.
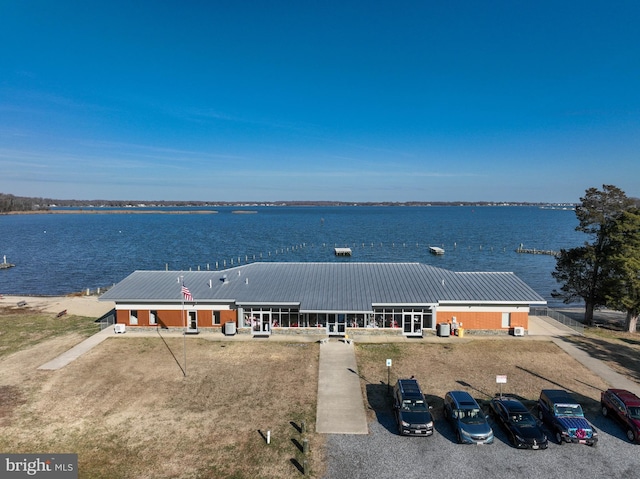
[324,405,640,479]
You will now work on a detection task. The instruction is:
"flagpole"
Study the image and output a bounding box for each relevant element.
[180,275,186,377]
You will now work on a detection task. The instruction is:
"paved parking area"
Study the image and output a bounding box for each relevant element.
[324,407,640,479]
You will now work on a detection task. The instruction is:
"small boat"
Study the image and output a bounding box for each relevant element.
[429,246,445,255]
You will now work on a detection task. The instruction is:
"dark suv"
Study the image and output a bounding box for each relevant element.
[601,388,640,443]
[538,389,598,446]
[392,378,434,436]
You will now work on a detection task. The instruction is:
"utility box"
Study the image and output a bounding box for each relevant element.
[224,321,237,336]
[437,323,450,337]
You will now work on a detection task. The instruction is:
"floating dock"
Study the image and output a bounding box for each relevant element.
[334,247,352,256]
[429,246,445,255]
[516,246,559,256]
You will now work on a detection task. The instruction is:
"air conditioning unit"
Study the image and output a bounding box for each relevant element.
[114,324,126,334]
[513,326,525,337]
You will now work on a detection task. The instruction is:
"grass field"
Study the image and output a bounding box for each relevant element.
[2,306,640,478]
[0,306,324,479]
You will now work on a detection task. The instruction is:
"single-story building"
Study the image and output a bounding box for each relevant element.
[99,262,546,336]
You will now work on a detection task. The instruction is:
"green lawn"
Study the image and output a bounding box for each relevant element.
[0,306,100,358]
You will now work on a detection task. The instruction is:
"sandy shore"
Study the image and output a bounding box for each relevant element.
[0,294,114,318]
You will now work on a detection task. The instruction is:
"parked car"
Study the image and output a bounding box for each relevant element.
[538,389,598,446]
[601,388,640,443]
[489,396,548,449]
[444,390,494,444]
[392,378,434,436]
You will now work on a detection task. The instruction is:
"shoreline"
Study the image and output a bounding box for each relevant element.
[0,294,115,318]
[1,209,218,215]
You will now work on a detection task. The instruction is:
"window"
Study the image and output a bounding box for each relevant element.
[149,311,157,325]
[213,311,220,325]
[244,307,300,327]
[129,310,138,325]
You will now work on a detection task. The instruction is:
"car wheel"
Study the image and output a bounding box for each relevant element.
[601,405,608,417]
[627,429,636,442]
[555,431,563,445]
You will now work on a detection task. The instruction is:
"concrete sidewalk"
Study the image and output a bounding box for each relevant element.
[529,315,640,396]
[552,337,640,397]
[316,340,369,434]
[527,315,574,336]
[38,325,115,370]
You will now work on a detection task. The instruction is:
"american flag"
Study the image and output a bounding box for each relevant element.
[181,284,193,301]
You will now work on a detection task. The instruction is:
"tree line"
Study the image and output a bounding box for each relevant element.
[553,185,640,332]
[0,192,576,212]
[0,193,53,212]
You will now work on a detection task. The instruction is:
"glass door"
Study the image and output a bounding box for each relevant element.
[251,312,271,335]
[260,313,271,334]
[403,312,422,336]
[327,314,347,335]
[187,310,198,333]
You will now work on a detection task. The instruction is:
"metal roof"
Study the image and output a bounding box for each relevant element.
[99,262,546,311]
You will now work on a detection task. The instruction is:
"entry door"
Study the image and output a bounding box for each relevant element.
[187,311,198,332]
[403,313,422,336]
[502,312,511,328]
[260,313,271,333]
[252,312,271,334]
[327,314,346,335]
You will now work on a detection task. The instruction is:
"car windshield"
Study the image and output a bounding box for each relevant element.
[628,406,640,419]
[554,404,584,417]
[455,408,486,424]
[402,399,428,412]
[510,413,537,427]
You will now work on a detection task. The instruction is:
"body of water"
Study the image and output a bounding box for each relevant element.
[0,206,585,306]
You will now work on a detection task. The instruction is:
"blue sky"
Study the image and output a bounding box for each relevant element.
[1,1,638,203]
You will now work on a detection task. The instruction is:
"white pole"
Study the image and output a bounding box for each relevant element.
[180,275,186,377]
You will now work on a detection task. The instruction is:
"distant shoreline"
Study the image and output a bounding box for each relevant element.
[1,209,219,215]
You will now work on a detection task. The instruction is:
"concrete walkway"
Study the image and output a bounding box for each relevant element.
[527,315,574,336]
[38,325,115,370]
[528,315,640,396]
[316,340,369,434]
[552,338,640,397]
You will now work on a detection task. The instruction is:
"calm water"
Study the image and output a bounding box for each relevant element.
[0,206,584,306]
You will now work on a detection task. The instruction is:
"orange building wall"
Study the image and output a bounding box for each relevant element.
[116,308,237,328]
[199,310,213,326]
[220,310,237,325]
[438,311,528,330]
